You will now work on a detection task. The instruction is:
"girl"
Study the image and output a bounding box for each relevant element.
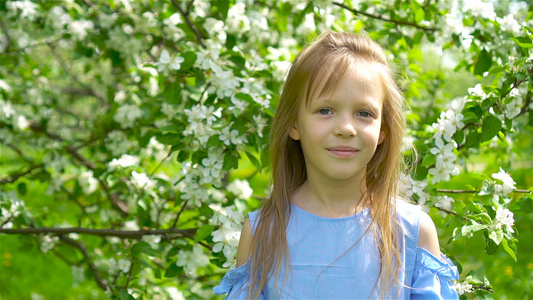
[214,31,458,299]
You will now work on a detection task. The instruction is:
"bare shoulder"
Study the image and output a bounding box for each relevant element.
[236,218,252,267]
[417,210,441,257]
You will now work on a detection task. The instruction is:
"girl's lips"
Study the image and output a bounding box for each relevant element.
[327,147,359,158]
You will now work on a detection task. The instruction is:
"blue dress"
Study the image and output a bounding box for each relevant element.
[214,201,459,299]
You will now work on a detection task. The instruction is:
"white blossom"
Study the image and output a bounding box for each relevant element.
[118,259,131,273]
[114,104,143,128]
[220,127,246,146]
[49,6,71,29]
[201,151,224,185]
[176,245,210,276]
[210,205,244,267]
[492,167,516,196]
[106,131,136,156]
[155,50,184,73]
[497,14,521,34]
[196,43,222,70]
[40,235,59,253]
[454,281,473,295]
[131,171,156,190]
[184,105,222,145]
[296,13,316,35]
[462,0,496,20]
[227,179,253,199]
[166,287,185,300]
[0,100,16,118]
[108,154,140,169]
[504,89,522,119]
[271,61,291,82]
[79,170,99,194]
[468,84,489,100]
[435,195,455,217]
[203,17,226,43]
[225,3,251,35]
[6,0,38,21]
[68,20,94,40]
[229,95,249,116]
[207,64,241,98]
[253,114,268,138]
[494,206,515,233]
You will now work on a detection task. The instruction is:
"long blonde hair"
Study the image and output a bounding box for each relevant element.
[248,31,406,298]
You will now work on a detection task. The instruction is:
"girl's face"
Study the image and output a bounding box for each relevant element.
[289,61,385,184]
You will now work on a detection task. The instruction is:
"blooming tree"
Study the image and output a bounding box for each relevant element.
[0,0,532,299]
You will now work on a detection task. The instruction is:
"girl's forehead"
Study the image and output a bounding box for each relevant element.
[306,61,385,105]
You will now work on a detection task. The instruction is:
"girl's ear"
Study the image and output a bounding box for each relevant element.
[378,131,385,145]
[289,123,300,140]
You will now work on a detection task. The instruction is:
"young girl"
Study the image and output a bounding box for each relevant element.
[214,31,458,299]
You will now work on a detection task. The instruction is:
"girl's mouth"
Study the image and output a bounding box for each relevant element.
[327,146,359,158]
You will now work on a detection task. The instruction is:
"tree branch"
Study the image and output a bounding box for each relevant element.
[0,163,44,185]
[1,227,197,239]
[437,189,530,194]
[59,235,109,291]
[171,0,206,48]
[332,2,439,32]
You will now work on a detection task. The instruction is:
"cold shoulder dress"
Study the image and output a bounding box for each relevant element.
[214,201,459,299]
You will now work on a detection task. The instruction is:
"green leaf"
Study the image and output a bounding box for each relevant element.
[245,151,262,170]
[164,82,182,102]
[180,51,197,70]
[479,115,502,143]
[165,262,182,277]
[488,229,504,245]
[462,111,480,124]
[462,222,487,236]
[510,37,533,48]
[470,213,491,224]
[156,133,181,146]
[517,195,533,213]
[415,7,425,23]
[474,50,492,75]
[454,129,465,144]
[131,241,158,257]
[194,225,214,242]
[484,236,498,255]
[421,153,436,167]
[501,238,517,261]
[17,182,27,196]
[464,130,480,148]
[215,0,229,20]
[222,151,239,171]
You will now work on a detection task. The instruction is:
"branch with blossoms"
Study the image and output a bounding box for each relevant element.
[171,0,206,48]
[333,2,439,32]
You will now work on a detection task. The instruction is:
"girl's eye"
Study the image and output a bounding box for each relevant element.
[317,108,333,115]
[357,111,373,118]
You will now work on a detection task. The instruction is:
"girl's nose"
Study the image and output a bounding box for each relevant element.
[334,116,356,137]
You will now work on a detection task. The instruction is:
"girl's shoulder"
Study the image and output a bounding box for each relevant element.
[394,199,423,242]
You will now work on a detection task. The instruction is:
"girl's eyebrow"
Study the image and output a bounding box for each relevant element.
[312,97,382,111]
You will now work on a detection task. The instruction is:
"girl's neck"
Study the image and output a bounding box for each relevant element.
[291,175,366,218]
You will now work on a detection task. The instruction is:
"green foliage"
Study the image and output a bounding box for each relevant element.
[0,0,531,299]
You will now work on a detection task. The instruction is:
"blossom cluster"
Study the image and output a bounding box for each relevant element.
[210,204,245,267]
[428,108,464,184]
